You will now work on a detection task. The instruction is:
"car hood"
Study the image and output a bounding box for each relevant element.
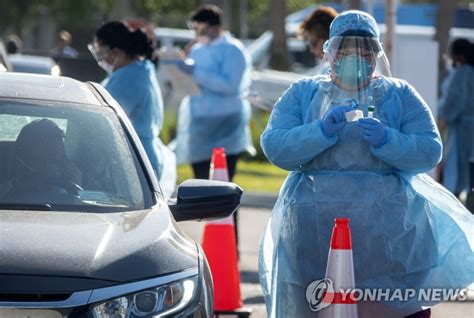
[0,204,198,290]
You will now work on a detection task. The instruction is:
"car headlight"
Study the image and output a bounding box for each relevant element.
[91,276,197,317]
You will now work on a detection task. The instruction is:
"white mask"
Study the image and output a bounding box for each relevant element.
[98,60,115,74]
[196,35,210,45]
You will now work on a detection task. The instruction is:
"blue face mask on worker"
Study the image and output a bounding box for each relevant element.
[334,54,374,88]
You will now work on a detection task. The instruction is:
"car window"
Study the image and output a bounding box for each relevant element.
[0,100,154,212]
[0,114,67,141]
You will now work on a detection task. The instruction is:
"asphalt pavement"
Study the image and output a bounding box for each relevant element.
[179,193,474,318]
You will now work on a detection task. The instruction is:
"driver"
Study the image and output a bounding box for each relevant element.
[0,119,81,201]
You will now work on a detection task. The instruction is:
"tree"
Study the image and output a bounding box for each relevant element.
[349,0,361,9]
[384,0,396,65]
[434,0,459,94]
[0,0,115,36]
[269,0,291,71]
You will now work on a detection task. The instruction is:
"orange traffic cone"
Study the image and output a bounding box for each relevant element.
[201,148,247,314]
[319,218,358,318]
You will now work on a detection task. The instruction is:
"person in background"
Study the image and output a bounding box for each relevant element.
[6,34,22,55]
[172,5,255,251]
[298,6,338,75]
[259,10,473,318]
[437,38,474,202]
[51,31,78,58]
[89,21,176,198]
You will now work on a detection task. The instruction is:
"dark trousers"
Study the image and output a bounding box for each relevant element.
[191,154,239,181]
[191,154,240,255]
[405,309,431,318]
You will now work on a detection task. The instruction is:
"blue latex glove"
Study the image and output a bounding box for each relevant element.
[162,58,195,75]
[357,117,387,147]
[321,106,352,137]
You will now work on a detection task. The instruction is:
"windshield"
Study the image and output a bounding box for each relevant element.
[0,100,154,212]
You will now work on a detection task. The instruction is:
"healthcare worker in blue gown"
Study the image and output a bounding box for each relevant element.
[173,4,254,176]
[172,5,255,250]
[89,21,177,198]
[438,38,474,199]
[258,10,474,318]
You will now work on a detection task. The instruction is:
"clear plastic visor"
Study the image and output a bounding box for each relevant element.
[322,36,391,92]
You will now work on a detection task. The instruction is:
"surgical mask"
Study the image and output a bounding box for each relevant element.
[196,35,210,45]
[445,60,453,72]
[98,60,115,74]
[88,43,115,74]
[334,54,373,88]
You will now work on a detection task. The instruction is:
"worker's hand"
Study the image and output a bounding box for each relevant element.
[321,106,352,137]
[357,117,387,147]
[162,58,195,75]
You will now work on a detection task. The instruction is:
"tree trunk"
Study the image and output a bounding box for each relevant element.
[434,0,459,95]
[220,0,232,35]
[384,0,397,67]
[240,0,248,39]
[349,0,361,10]
[229,0,241,37]
[269,0,290,71]
[111,0,135,20]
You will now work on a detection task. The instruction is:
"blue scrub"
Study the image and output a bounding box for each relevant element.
[438,64,474,194]
[103,60,176,197]
[174,33,255,164]
[259,75,474,317]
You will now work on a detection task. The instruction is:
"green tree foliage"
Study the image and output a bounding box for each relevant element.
[131,0,319,34]
[130,0,201,28]
[0,0,326,38]
[0,0,115,36]
[132,0,201,16]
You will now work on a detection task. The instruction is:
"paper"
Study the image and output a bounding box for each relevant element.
[345,109,363,122]
[159,47,201,96]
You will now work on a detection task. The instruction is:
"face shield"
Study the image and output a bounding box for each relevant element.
[88,42,115,74]
[315,35,392,118]
[323,36,391,91]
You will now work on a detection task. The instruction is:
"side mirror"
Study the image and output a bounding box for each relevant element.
[168,179,242,222]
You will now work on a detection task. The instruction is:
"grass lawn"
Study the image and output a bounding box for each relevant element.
[177,160,287,193]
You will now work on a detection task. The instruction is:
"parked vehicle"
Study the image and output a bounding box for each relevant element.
[8,54,60,76]
[155,27,195,50]
[0,40,11,72]
[0,72,242,317]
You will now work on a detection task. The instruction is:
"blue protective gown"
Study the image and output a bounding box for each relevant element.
[438,64,474,194]
[103,60,177,197]
[259,75,474,317]
[174,33,255,164]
